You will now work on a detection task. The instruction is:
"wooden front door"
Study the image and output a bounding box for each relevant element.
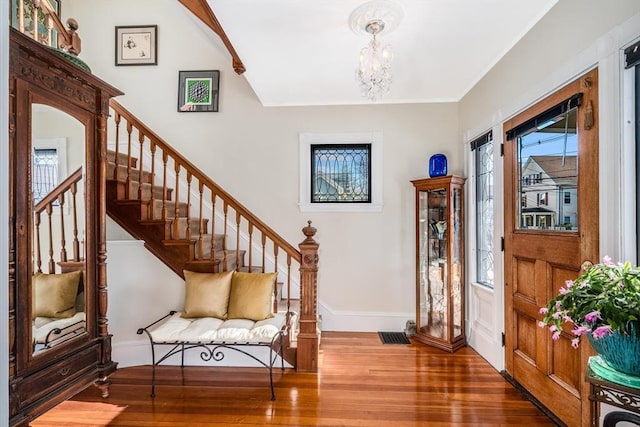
[504,68,599,427]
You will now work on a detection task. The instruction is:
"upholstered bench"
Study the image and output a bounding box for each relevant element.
[32,270,86,352]
[136,270,294,400]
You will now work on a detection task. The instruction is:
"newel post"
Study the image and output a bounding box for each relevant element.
[297,221,319,372]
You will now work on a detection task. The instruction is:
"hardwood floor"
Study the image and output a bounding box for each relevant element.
[32,332,557,426]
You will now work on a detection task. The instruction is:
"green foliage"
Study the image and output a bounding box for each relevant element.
[540,257,640,348]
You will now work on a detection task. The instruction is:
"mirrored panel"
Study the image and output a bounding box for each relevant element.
[31,103,86,354]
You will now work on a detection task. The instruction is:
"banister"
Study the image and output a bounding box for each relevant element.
[109,99,301,263]
[34,166,83,213]
[38,0,72,47]
[177,0,246,75]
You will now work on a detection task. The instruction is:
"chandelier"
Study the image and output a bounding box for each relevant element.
[349,0,404,101]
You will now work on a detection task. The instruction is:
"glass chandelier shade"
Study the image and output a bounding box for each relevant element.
[349,1,403,102]
[356,23,394,101]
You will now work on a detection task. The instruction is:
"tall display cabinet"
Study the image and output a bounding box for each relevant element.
[411,175,466,352]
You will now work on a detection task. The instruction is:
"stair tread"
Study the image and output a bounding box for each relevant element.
[107,150,137,168]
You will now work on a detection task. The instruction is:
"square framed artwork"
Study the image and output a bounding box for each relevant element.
[177,70,220,112]
[115,25,157,66]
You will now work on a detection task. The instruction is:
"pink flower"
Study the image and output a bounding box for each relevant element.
[563,315,573,323]
[539,307,548,315]
[591,325,613,339]
[584,311,601,323]
[571,338,580,349]
[552,331,561,340]
[549,325,557,333]
[552,311,562,320]
[565,280,574,289]
[559,287,568,295]
[603,255,614,266]
[555,301,562,310]
[572,325,590,336]
[538,321,546,328]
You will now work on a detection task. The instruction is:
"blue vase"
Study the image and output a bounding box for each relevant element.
[429,154,447,178]
[588,331,640,376]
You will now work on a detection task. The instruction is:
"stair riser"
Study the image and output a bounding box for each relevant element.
[124,182,171,201]
[171,218,210,240]
[107,150,137,168]
[145,200,188,220]
[107,162,153,184]
[193,234,224,254]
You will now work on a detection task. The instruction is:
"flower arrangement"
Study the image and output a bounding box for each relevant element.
[539,256,640,349]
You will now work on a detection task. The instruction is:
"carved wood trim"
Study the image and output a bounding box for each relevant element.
[297,221,319,372]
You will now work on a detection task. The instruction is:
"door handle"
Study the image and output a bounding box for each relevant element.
[581,260,593,272]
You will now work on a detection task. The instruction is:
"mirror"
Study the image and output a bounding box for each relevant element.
[31,103,86,354]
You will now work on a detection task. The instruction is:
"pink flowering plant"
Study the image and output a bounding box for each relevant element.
[539,256,640,349]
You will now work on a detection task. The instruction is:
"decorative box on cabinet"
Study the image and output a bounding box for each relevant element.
[411,175,466,352]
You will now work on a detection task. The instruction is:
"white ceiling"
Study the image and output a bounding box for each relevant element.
[208,0,558,107]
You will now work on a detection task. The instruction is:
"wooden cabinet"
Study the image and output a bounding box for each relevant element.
[8,28,122,426]
[411,176,466,352]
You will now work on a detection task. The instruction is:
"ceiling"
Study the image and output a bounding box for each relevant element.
[205,0,559,107]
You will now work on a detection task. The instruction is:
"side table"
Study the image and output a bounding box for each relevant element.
[586,366,640,426]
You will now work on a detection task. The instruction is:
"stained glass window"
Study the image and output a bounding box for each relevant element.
[472,131,494,288]
[311,144,371,203]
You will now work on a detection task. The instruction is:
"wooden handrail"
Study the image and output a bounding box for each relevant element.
[177,0,246,74]
[33,166,84,273]
[34,166,82,213]
[109,99,300,263]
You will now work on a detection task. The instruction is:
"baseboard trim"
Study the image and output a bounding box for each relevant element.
[318,299,413,332]
[500,370,566,427]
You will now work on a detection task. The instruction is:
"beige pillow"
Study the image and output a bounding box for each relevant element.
[32,270,82,319]
[227,271,277,321]
[181,270,233,319]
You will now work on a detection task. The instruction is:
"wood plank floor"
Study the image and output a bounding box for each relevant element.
[32,332,557,426]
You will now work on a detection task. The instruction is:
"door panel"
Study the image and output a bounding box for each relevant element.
[504,68,599,427]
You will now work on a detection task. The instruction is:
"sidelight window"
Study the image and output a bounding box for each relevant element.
[471,130,494,288]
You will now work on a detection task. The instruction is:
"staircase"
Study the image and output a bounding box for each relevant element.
[105,149,244,276]
[105,100,320,372]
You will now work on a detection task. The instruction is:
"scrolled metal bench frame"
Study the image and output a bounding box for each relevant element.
[137,310,288,400]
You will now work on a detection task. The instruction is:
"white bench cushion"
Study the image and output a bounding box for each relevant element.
[33,311,86,344]
[149,312,289,344]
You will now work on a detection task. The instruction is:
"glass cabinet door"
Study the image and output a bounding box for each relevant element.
[418,188,448,341]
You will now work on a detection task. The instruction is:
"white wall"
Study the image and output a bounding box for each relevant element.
[65,0,460,332]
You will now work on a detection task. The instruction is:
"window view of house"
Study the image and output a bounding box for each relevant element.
[311,144,371,203]
[517,108,578,231]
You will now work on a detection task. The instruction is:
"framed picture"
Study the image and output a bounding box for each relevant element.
[115,25,157,66]
[177,70,220,112]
